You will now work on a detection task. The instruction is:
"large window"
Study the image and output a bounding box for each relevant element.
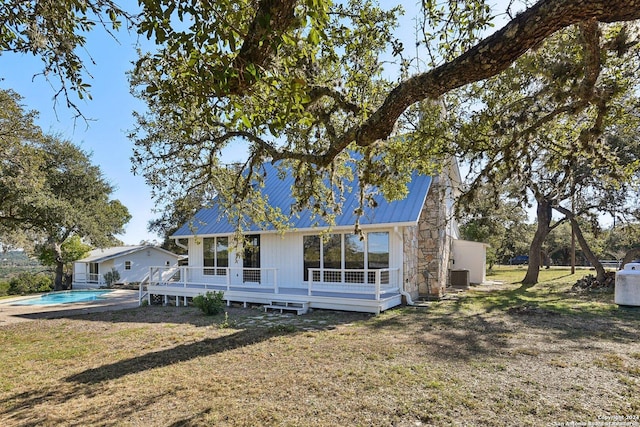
[367,232,389,284]
[303,232,389,283]
[203,237,229,275]
[367,232,389,269]
[303,236,320,281]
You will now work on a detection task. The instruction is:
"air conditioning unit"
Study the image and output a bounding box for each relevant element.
[450,269,470,289]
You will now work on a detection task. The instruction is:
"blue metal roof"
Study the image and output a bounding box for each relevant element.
[172,163,432,237]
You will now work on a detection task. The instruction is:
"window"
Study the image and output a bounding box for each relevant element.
[303,232,389,283]
[367,232,389,284]
[344,234,365,283]
[303,236,320,281]
[89,263,99,282]
[367,232,389,269]
[124,261,132,270]
[203,237,229,275]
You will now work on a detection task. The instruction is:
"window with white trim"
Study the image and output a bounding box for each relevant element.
[303,232,389,283]
[203,237,229,275]
[124,261,132,270]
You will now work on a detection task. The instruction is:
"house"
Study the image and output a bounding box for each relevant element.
[143,159,486,313]
[73,245,182,288]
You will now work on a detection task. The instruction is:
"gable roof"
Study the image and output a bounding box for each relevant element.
[76,245,181,264]
[172,162,433,237]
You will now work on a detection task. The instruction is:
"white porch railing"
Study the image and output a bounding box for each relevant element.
[147,266,279,292]
[307,268,399,300]
[143,266,400,302]
[73,272,102,285]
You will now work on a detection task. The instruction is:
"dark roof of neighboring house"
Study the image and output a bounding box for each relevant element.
[172,162,433,237]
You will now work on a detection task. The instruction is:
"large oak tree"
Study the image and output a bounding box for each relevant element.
[129,0,640,231]
[0,90,131,289]
[456,21,640,284]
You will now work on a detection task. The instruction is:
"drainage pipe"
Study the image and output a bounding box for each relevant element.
[174,238,188,250]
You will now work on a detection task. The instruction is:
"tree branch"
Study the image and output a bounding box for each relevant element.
[334,0,640,155]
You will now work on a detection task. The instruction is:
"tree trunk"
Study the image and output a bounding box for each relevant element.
[621,248,640,268]
[52,242,66,291]
[572,218,605,281]
[554,205,606,281]
[523,199,552,284]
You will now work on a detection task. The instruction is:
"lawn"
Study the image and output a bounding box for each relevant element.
[0,267,638,426]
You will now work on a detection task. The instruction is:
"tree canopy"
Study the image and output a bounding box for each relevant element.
[129,0,640,232]
[453,20,640,282]
[0,89,131,289]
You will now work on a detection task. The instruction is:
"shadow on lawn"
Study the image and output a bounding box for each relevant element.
[445,283,640,343]
[367,282,640,361]
[65,327,289,384]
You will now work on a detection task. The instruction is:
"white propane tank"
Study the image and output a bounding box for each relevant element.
[615,262,640,306]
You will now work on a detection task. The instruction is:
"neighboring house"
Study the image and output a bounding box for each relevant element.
[144,159,486,313]
[73,246,182,288]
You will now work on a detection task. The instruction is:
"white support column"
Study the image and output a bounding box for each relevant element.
[274,269,278,294]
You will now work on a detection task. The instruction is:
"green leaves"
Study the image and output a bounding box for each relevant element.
[0,1,133,116]
[0,88,131,270]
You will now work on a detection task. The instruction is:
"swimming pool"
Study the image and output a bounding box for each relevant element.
[11,290,114,306]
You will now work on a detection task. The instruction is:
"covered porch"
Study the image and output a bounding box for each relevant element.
[140,266,403,314]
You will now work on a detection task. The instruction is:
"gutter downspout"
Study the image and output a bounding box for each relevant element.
[174,238,188,251]
[395,226,415,306]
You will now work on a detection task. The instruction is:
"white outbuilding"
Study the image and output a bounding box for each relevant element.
[73,246,182,288]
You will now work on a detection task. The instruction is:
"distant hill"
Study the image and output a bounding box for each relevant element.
[0,251,46,281]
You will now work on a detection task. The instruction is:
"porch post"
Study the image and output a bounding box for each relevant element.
[273,269,278,294]
[375,270,381,301]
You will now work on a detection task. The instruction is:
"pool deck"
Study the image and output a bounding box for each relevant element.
[0,290,139,325]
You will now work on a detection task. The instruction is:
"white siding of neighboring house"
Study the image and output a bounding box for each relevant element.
[102,260,115,279]
[74,248,180,286]
[110,249,177,283]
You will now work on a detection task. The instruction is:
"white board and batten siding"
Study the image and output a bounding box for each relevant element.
[186,227,404,288]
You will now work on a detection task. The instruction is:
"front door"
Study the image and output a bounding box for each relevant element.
[89,263,99,283]
[243,235,260,283]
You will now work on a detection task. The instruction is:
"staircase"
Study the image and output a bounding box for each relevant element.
[263,300,309,315]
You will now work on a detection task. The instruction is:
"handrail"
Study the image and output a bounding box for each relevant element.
[147,265,279,290]
[307,268,399,300]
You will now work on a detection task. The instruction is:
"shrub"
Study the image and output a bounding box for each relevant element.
[103,268,121,287]
[192,291,225,316]
[8,273,53,295]
[0,280,9,296]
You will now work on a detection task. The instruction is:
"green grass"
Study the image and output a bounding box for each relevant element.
[463,266,621,317]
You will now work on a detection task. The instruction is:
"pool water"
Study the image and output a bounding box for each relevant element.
[12,290,114,306]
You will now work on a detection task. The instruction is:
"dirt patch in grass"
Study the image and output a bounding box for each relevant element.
[1,279,639,426]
